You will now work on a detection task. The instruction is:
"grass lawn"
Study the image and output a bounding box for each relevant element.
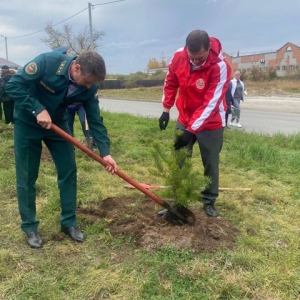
[0,102,300,299]
[98,79,300,100]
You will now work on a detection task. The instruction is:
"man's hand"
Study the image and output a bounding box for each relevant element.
[102,155,118,174]
[159,112,170,130]
[37,110,52,129]
[174,129,195,150]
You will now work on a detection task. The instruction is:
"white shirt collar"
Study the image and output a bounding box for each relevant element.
[68,61,75,82]
[190,59,207,69]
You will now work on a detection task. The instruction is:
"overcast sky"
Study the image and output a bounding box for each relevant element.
[0,0,299,74]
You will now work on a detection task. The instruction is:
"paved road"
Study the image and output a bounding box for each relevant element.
[99,97,300,135]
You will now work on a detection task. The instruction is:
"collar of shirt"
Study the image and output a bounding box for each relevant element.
[190,59,207,70]
[68,61,75,83]
[66,61,82,97]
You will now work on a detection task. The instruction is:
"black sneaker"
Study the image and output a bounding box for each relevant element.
[203,204,218,217]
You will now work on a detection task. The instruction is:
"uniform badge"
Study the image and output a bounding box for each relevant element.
[25,62,38,75]
[196,78,205,89]
[56,61,67,75]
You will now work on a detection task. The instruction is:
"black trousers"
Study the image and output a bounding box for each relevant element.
[3,100,14,123]
[175,121,224,204]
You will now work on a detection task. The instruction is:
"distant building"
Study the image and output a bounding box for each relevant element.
[0,58,22,72]
[148,67,168,75]
[223,42,300,77]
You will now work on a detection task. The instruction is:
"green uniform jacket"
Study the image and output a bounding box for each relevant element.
[5,52,110,157]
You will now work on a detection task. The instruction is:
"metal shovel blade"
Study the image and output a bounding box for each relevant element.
[159,203,196,226]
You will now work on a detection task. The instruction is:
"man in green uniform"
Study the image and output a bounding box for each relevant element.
[5,50,118,248]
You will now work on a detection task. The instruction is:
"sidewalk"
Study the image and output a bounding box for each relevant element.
[242,96,300,113]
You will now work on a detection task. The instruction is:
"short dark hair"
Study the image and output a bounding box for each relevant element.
[75,51,106,82]
[186,30,210,53]
[1,65,9,70]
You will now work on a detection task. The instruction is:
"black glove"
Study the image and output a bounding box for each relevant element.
[174,129,194,150]
[159,112,170,130]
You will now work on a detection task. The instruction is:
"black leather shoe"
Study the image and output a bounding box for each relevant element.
[203,204,218,217]
[61,226,84,242]
[26,231,43,248]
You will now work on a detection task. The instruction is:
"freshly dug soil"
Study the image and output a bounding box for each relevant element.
[77,197,239,253]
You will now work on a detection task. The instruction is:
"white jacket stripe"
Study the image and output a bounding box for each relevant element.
[191,61,228,131]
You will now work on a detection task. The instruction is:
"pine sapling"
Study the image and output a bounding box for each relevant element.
[151,142,210,207]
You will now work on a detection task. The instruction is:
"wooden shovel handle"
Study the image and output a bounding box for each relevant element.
[219,187,252,191]
[50,124,167,207]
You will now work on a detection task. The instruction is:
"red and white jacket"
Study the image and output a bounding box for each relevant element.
[162,37,232,133]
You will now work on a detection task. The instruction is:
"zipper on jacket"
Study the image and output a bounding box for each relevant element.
[184,66,192,109]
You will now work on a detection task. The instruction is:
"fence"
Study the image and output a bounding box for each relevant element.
[99,79,164,89]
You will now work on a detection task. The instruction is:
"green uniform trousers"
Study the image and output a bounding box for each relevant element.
[176,121,224,204]
[14,117,77,233]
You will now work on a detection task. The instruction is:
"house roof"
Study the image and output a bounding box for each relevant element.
[276,42,299,53]
[0,57,22,69]
[224,42,300,59]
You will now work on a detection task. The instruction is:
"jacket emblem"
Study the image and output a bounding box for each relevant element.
[196,78,205,89]
[25,62,38,75]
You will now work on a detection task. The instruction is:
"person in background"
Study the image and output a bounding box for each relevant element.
[158,29,231,217]
[0,99,2,121]
[5,50,118,248]
[229,70,246,128]
[0,65,15,124]
[225,81,233,127]
[67,103,97,150]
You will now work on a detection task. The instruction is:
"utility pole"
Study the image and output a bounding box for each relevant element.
[87,0,125,51]
[0,35,8,61]
[88,3,94,50]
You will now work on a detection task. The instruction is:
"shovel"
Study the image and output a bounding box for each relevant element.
[50,124,196,226]
[84,115,94,150]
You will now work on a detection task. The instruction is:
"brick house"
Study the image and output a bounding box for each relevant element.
[223,42,300,77]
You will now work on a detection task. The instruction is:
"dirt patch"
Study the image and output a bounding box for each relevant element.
[0,126,13,133]
[78,197,239,253]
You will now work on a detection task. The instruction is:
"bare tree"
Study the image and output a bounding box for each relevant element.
[41,22,105,55]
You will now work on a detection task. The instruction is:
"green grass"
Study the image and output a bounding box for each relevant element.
[98,78,300,100]
[0,111,300,299]
[98,86,163,100]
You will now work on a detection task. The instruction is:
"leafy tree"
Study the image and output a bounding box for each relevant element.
[250,66,264,81]
[267,68,278,81]
[147,58,160,70]
[41,22,105,55]
[160,60,167,68]
[240,69,247,81]
[150,70,166,80]
[122,80,137,89]
[115,74,126,80]
[147,58,168,71]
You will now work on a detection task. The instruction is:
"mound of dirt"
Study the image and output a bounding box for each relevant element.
[78,197,239,253]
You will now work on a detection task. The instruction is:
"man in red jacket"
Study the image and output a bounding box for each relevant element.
[159,29,231,217]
